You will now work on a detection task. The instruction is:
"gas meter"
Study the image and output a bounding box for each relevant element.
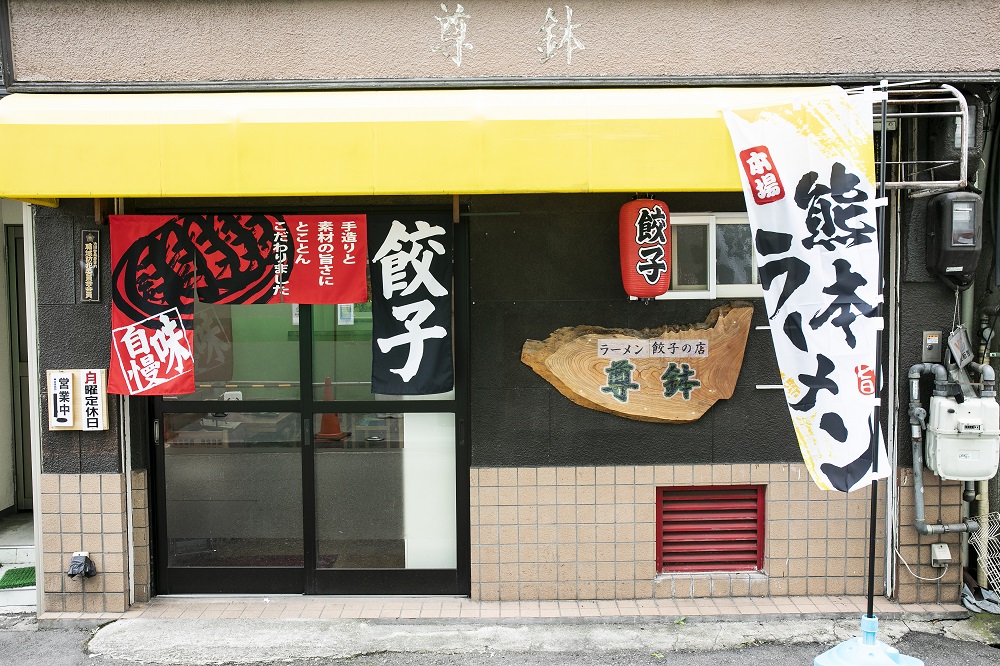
[925,394,1000,481]
[926,191,983,290]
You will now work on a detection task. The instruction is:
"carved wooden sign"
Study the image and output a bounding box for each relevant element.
[521,303,753,423]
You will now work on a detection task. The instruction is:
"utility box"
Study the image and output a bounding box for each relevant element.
[925,395,1000,481]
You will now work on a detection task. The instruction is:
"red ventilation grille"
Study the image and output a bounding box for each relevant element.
[658,485,765,573]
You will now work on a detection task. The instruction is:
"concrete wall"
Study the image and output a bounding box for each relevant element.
[8,1,1000,83]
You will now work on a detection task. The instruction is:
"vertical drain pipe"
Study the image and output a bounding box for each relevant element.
[908,363,981,535]
[969,361,995,587]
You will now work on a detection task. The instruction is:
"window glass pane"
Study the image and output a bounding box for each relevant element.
[164,301,301,401]
[673,226,708,289]
[163,412,303,567]
[313,303,456,401]
[951,203,975,246]
[716,224,754,285]
[313,303,376,401]
[314,412,456,569]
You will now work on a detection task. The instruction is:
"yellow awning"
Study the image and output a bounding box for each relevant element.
[0,87,830,199]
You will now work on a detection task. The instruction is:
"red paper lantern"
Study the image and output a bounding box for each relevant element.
[620,198,671,298]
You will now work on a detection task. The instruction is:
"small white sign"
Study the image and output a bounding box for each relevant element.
[81,369,108,431]
[597,339,650,359]
[598,338,709,358]
[47,369,109,431]
[338,303,355,326]
[650,339,709,358]
[48,371,74,429]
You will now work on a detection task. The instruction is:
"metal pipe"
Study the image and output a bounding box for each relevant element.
[910,430,980,534]
[908,362,948,399]
[908,363,981,534]
[865,81,890,620]
[967,361,997,396]
[978,484,991,588]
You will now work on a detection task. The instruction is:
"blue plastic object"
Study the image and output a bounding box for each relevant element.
[814,616,924,666]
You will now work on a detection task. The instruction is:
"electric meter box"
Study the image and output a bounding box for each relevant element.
[926,191,983,287]
[925,395,1000,481]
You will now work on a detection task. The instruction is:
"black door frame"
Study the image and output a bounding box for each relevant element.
[150,207,470,596]
[6,225,31,511]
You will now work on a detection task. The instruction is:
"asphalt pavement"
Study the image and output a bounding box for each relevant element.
[1,611,998,666]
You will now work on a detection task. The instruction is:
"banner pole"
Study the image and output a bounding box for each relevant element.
[866,78,890,620]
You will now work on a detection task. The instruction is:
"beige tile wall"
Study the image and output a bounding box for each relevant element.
[39,473,129,613]
[131,471,151,603]
[896,467,963,604]
[471,463,896,602]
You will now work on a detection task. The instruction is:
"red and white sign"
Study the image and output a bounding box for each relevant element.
[739,146,785,205]
[47,369,110,431]
[619,198,671,298]
[277,215,367,304]
[855,365,876,395]
[111,308,194,395]
[108,214,369,395]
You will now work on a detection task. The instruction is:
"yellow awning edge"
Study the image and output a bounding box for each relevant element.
[0,87,834,199]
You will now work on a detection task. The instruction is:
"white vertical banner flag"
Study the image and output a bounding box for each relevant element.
[724,87,889,492]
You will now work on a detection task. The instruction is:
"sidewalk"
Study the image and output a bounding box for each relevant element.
[23,595,994,666]
[38,594,968,625]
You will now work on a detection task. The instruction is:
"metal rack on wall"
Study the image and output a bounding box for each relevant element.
[871,82,976,197]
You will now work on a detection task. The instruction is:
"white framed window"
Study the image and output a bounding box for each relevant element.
[642,213,763,300]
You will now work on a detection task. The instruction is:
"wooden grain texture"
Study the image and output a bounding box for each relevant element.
[521,303,754,423]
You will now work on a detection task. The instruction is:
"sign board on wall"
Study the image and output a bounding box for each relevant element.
[521,304,753,423]
[47,369,109,431]
[80,229,101,303]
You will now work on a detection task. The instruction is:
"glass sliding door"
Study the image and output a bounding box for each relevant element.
[159,411,304,593]
[310,301,461,594]
[152,208,468,596]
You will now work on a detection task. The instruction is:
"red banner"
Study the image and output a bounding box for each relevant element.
[108,214,369,395]
[189,214,368,305]
[275,215,368,304]
[109,215,196,395]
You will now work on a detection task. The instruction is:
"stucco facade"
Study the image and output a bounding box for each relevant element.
[6,1,1000,85]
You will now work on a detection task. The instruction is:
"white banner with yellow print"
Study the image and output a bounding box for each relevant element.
[724,87,889,492]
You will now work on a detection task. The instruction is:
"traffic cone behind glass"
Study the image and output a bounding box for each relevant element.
[316,376,349,441]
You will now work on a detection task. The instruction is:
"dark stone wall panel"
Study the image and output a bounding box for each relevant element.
[710,385,799,463]
[547,397,709,466]
[37,304,111,369]
[34,200,91,306]
[894,280,958,467]
[468,194,796,469]
[35,202,121,475]
[471,388,552,467]
[41,432,80,474]
[901,199,934,284]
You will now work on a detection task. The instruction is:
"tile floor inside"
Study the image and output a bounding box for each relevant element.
[37,595,968,622]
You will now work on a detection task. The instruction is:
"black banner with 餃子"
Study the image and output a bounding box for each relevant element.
[368,212,453,395]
